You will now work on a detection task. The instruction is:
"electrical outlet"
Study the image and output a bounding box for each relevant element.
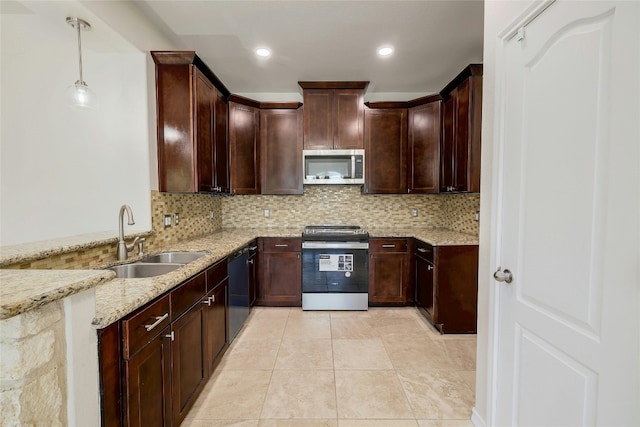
[411,208,418,217]
[209,211,214,220]
[264,209,270,218]
[163,214,172,228]
[475,211,480,221]
[174,213,180,225]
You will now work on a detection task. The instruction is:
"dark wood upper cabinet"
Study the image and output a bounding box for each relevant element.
[299,82,368,149]
[213,90,230,193]
[229,100,260,194]
[363,107,408,194]
[152,51,230,194]
[408,100,442,193]
[440,64,482,193]
[260,108,303,195]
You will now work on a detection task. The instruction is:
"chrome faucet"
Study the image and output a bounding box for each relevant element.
[117,204,140,261]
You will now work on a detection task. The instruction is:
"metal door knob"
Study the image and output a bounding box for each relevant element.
[494,268,513,284]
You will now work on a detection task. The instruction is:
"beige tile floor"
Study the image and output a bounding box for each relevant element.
[183,307,476,427]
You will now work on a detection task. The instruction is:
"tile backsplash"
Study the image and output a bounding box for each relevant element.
[149,191,222,247]
[222,186,479,234]
[2,188,478,270]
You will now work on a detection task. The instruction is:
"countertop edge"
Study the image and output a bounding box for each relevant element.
[0,270,116,320]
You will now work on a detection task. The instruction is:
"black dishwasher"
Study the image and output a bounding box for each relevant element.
[228,248,249,341]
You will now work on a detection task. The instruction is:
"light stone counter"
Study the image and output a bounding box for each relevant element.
[93,228,302,328]
[368,227,478,245]
[0,269,115,319]
[0,230,153,267]
[1,226,474,327]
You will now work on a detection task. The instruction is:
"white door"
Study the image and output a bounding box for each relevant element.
[491,1,639,425]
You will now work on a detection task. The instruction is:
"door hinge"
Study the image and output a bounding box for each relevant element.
[517,27,526,42]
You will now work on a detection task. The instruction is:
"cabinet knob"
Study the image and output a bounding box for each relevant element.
[164,331,175,341]
[427,265,434,271]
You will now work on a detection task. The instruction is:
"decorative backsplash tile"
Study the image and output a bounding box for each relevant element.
[440,193,480,235]
[148,191,222,247]
[222,185,479,234]
[2,188,478,270]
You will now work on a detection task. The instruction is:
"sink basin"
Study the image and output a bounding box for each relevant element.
[138,251,207,264]
[108,263,182,279]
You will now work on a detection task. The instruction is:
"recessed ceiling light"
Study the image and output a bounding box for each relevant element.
[255,48,271,57]
[377,46,394,57]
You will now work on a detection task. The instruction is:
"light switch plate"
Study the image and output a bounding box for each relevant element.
[163,214,172,227]
[264,209,270,218]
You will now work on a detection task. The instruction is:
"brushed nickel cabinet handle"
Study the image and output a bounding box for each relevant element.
[275,244,289,247]
[382,244,396,248]
[417,247,428,253]
[144,313,168,332]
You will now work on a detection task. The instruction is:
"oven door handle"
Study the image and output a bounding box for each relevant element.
[302,242,369,250]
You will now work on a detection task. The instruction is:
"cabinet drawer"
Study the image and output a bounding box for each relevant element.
[261,237,301,252]
[370,238,408,252]
[206,258,228,291]
[122,295,170,359]
[171,271,207,320]
[414,239,434,262]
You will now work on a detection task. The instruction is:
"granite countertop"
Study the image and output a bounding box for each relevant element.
[0,226,476,326]
[0,230,154,267]
[0,269,115,319]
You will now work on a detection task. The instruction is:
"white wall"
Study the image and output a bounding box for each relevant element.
[0,2,175,246]
[475,1,536,425]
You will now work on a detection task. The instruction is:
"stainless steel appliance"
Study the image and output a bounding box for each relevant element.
[302,225,369,310]
[303,149,365,185]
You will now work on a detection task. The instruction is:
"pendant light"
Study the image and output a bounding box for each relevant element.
[65,16,97,109]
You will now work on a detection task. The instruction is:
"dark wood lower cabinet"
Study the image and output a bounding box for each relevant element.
[124,326,172,427]
[171,303,207,426]
[368,238,412,305]
[257,238,302,306]
[414,239,479,333]
[204,279,228,375]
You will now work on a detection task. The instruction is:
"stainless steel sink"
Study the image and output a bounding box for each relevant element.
[138,251,207,264]
[108,263,183,279]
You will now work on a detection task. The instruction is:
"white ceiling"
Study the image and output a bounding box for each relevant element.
[135,0,484,100]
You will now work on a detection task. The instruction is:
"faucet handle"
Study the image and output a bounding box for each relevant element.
[137,238,146,256]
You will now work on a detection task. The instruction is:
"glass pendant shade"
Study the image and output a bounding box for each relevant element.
[66,81,97,108]
[66,17,97,109]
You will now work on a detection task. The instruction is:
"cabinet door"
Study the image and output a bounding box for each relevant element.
[259,251,301,306]
[333,89,364,149]
[204,280,228,375]
[408,101,441,193]
[195,68,215,193]
[213,89,229,193]
[303,89,333,149]
[415,255,435,321]
[440,95,456,192]
[452,78,471,192]
[171,303,206,426]
[369,252,410,304]
[229,102,260,194]
[434,245,479,333]
[364,108,408,194]
[260,108,303,195]
[440,71,482,193]
[124,326,172,427]
[156,64,196,193]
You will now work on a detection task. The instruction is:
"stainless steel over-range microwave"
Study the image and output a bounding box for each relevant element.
[303,149,365,185]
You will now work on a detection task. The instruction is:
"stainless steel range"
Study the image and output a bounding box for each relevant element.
[301,225,369,310]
